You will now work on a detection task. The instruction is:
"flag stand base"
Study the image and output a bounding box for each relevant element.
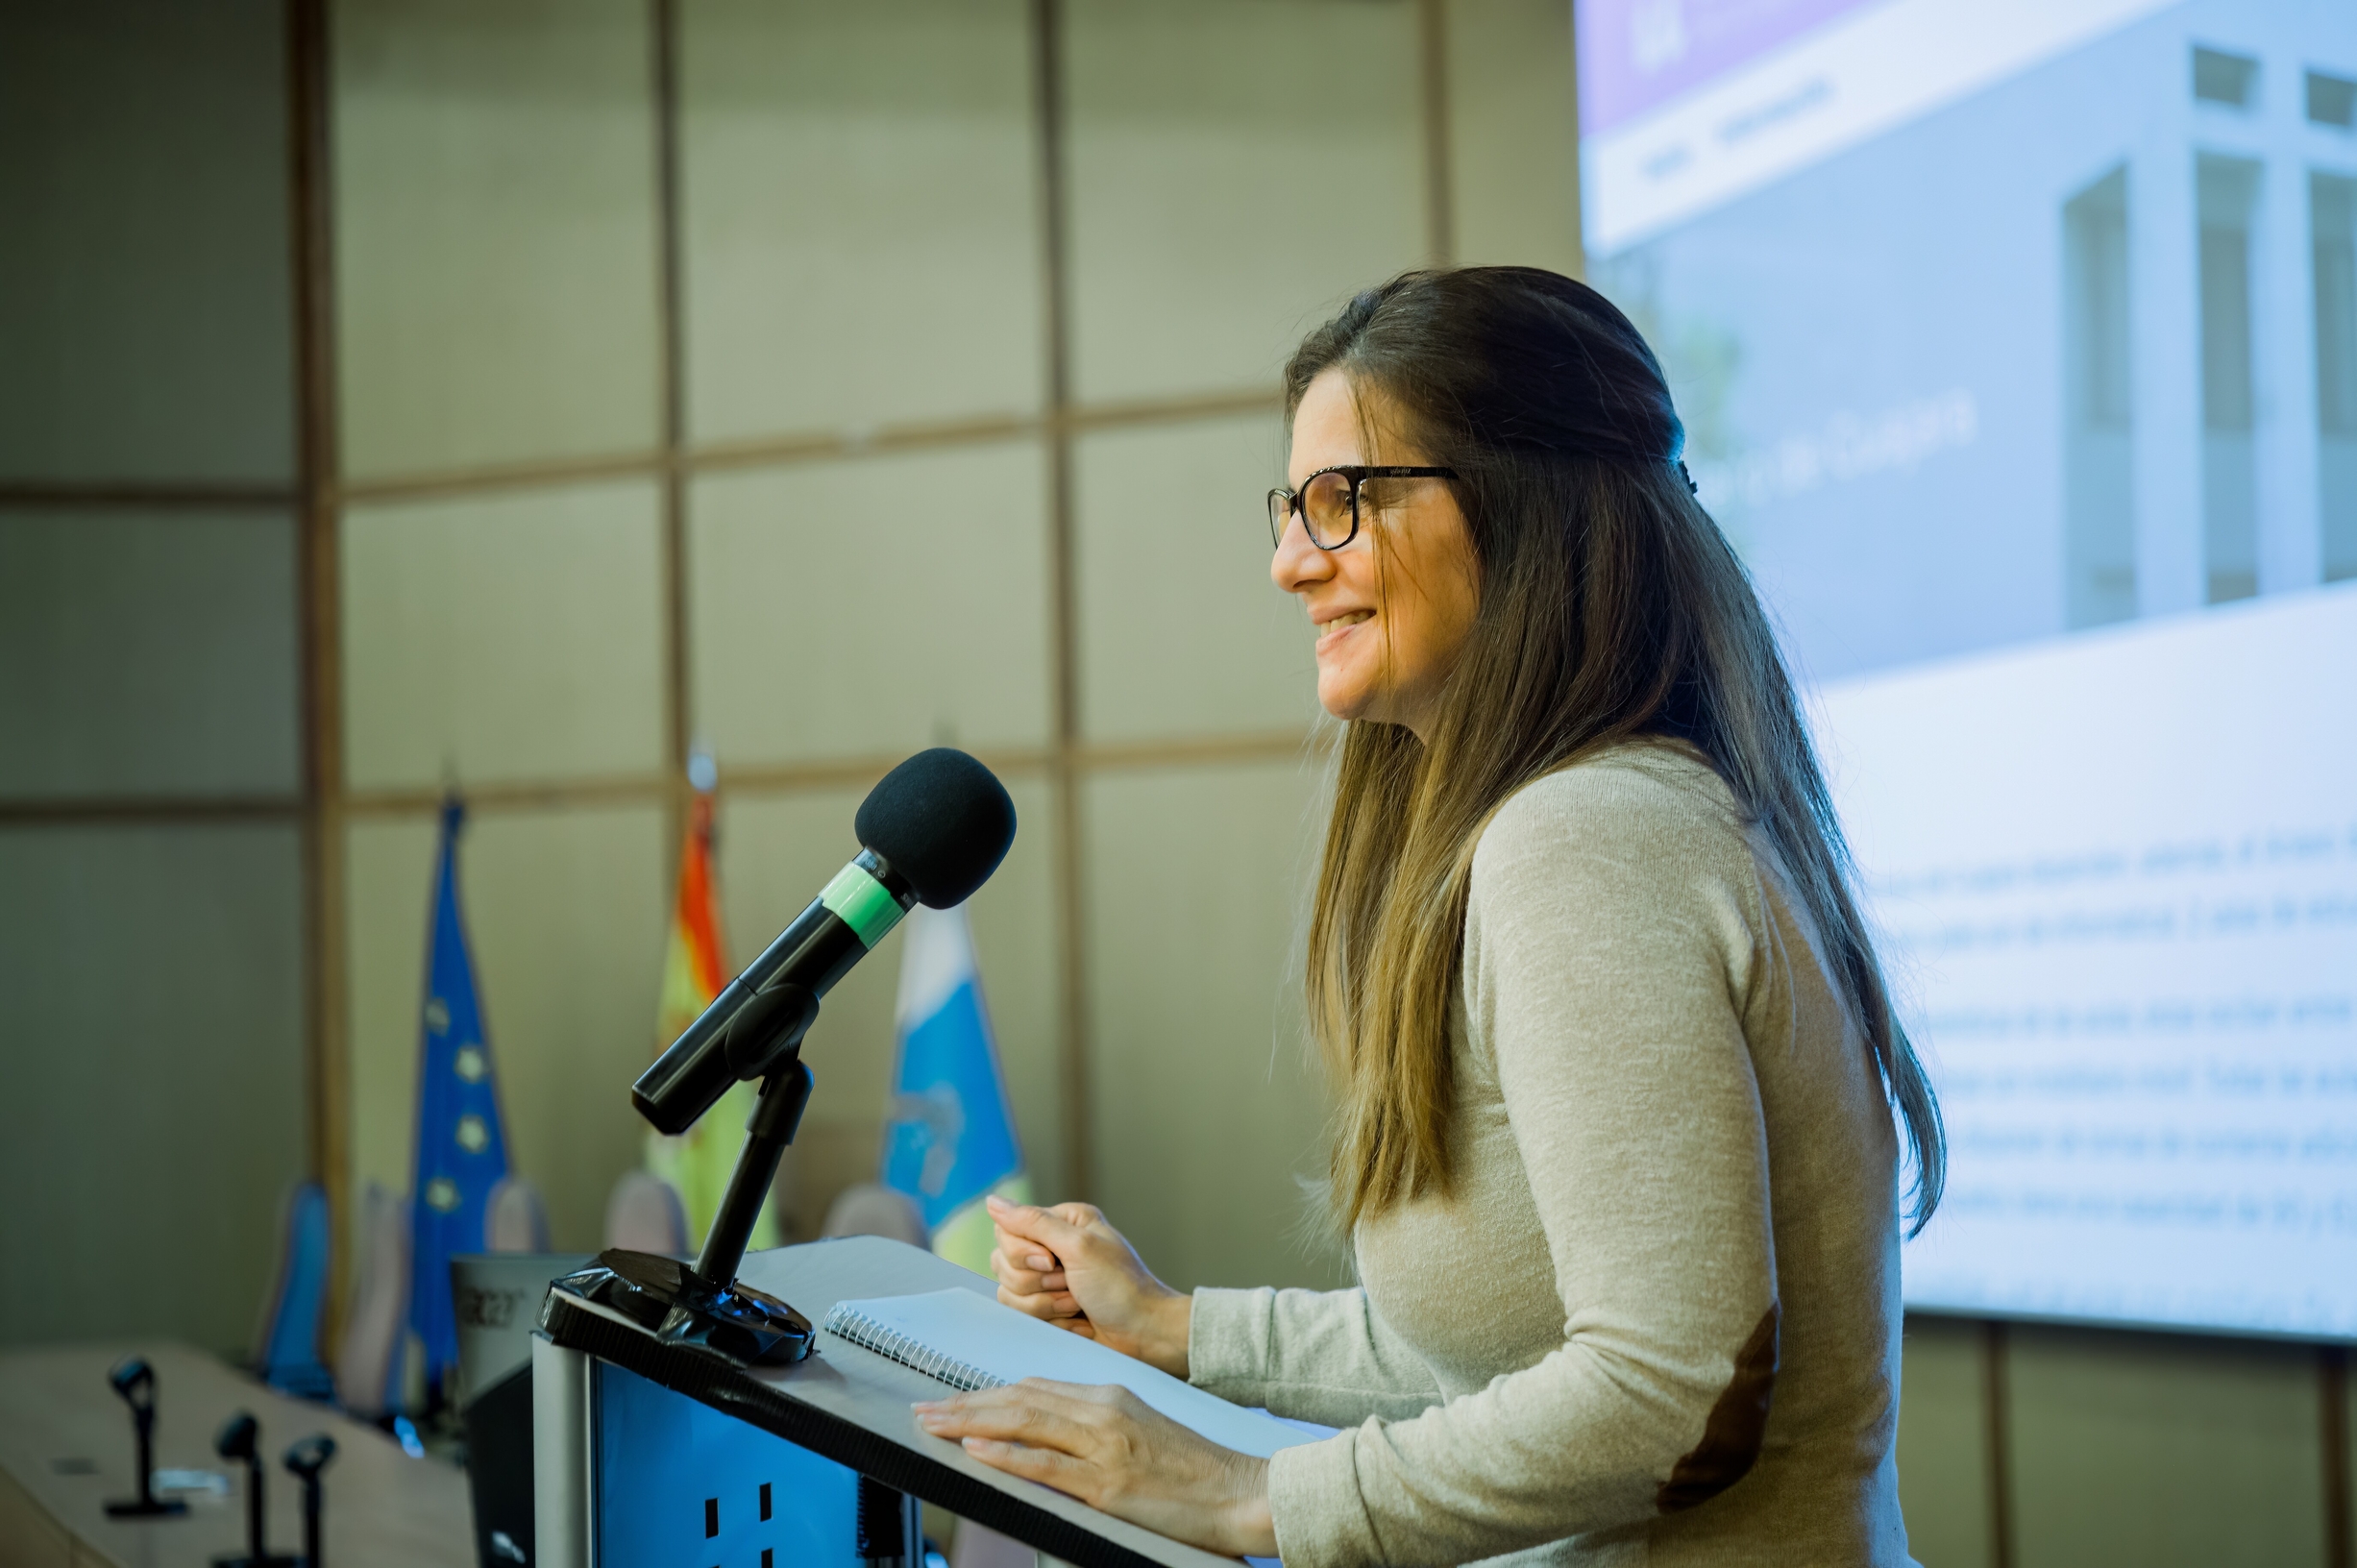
[548,1058,818,1367]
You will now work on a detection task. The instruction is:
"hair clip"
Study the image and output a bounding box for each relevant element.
[1676,459,1698,496]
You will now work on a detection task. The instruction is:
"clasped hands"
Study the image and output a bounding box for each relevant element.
[911,1194,1278,1557]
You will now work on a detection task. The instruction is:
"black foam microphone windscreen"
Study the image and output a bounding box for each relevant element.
[854,747,1018,908]
[633,746,1019,1136]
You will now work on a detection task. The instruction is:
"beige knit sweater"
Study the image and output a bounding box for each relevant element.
[1189,743,1912,1567]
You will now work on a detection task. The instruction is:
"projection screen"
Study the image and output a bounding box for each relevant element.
[1576,0,2357,1337]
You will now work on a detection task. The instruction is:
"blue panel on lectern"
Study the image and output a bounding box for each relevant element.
[595,1360,861,1565]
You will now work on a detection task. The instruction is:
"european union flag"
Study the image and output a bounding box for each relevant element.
[407,796,510,1403]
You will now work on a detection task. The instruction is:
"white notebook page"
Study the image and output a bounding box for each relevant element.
[825,1287,1328,1460]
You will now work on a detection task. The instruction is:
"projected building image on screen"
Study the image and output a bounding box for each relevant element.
[1578,0,2357,1336]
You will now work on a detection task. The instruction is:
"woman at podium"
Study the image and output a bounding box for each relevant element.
[916,267,1944,1567]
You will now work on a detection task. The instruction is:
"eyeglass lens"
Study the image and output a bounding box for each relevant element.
[1267,471,1361,550]
[1302,471,1354,546]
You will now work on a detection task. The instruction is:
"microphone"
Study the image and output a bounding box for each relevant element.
[631,747,1016,1137]
[283,1435,336,1568]
[102,1355,185,1518]
[550,747,1016,1365]
[215,1411,288,1568]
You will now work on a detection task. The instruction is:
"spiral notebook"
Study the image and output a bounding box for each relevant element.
[822,1288,1330,1460]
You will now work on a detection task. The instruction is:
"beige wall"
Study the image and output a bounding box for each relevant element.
[1895,1314,2354,1568]
[0,0,307,1357]
[325,0,1586,1281]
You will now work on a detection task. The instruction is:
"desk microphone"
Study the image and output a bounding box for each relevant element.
[632,747,1016,1136]
[213,1412,295,1568]
[283,1434,335,1568]
[556,748,1017,1368]
[102,1356,185,1518]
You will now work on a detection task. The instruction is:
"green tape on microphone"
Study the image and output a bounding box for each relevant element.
[820,863,905,949]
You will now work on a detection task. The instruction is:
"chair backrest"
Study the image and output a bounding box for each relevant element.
[820,1183,928,1247]
[483,1175,551,1253]
[253,1181,336,1401]
[335,1182,412,1419]
[603,1170,689,1256]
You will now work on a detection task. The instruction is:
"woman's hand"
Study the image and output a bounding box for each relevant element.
[915,1380,1275,1557]
[987,1196,1191,1377]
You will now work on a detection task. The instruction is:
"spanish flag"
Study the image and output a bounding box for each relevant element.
[645,775,779,1251]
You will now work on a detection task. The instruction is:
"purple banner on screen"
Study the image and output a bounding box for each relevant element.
[1576,0,1882,136]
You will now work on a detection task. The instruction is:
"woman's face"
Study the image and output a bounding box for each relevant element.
[1271,369,1480,738]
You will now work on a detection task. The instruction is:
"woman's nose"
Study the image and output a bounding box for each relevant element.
[1270,512,1335,594]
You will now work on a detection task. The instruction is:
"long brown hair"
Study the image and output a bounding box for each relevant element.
[1295,267,1943,1235]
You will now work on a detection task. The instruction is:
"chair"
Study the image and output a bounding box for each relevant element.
[252,1181,336,1401]
[820,1183,928,1247]
[335,1182,412,1419]
[483,1175,551,1253]
[603,1170,689,1256]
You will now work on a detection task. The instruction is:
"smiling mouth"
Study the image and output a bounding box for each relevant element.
[1316,610,1373,636]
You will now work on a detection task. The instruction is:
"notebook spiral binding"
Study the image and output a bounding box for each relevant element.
[822,1302,1008,1394]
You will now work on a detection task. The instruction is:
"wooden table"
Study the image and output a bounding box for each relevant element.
[0,1342,474,1568]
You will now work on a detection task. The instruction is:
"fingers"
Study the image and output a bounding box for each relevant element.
[953,1434,1096,1498]
[985,1194,1096,1260]
[989,1243,1067,1295]
[913,1384,1102,1456]
[992,1225,1061,1276]
[995,1279,1083,1321]
[913,1384,1258,1550]
[1023,1378,1145,1416]
[917,1400,1091,1454]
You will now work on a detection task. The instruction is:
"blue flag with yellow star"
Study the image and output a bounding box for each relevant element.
[407,796,511,1401]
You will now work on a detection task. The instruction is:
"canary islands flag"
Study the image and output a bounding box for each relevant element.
[884,903,1025,1274]
[407,796,511,1401]
[646,774,779,1251]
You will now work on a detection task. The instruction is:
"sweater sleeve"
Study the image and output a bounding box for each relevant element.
[1267,765,1782,1568]
[1188,1286,1444,1427]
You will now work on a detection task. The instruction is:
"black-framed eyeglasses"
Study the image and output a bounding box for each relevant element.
[1266,465,1459,551]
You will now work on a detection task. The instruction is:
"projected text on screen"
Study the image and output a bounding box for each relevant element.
[1818,592,2357,1337]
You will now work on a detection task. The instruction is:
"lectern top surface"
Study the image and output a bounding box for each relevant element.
[541,1236,1253,1568]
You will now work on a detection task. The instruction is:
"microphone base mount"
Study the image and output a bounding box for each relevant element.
[548,1056,821,1369]
[548,1249,815,1368]
[105,1379,183,1518]
[105,1498,186,1518]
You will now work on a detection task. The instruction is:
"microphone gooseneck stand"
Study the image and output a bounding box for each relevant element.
[103,1356,186,1518]
[284,1433,336,1568]
[548,987,822,1367]
[212,1412,297,1568]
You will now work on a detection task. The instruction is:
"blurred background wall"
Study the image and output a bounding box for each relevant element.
[0,3,2347,1566]
[1,0,310,1357]
[316,0,1581,1285]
